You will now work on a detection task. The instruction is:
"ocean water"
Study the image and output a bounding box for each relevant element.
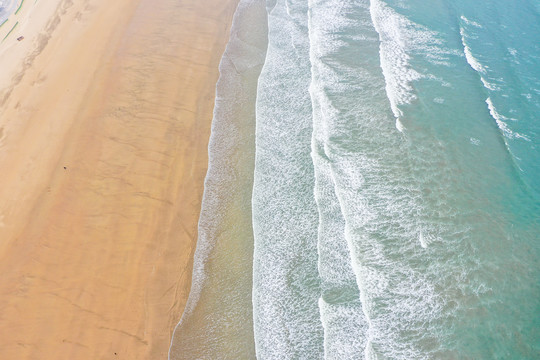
[0,0,17,25]
[170,0,540,359]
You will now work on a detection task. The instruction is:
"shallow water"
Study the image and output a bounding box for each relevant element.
[168,1,267,358]
[0,0,18,25]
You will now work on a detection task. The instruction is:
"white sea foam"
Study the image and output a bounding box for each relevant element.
[486,97,530,141]
[369,0,420,119]
[460,26,509,96]
[419,231,427,248]
[252,0,325,358]
[311,135,369,359]
[470,137,481,146]
[308,1,380,357]
[307,3,464,358]
[460,27,486,75]
[369,0,448,130]
[480,77,499,91]
[395,118,405,132]
[433,97,445,104]
[460,15,483,28]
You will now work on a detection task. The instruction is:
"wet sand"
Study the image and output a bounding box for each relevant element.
[0,0,237,358]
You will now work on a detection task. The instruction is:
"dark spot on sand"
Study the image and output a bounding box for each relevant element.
[63,166,67,170]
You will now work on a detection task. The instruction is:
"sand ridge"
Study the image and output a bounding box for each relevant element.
[0,0,238,358]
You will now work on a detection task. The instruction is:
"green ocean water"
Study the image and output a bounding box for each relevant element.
[171,0,540,359]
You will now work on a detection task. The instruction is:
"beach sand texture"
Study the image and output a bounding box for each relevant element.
[0,0,237,358]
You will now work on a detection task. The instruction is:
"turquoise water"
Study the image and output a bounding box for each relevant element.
[171,0,540,358]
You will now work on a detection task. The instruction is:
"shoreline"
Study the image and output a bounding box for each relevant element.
[169,0,268,357]
[0,0,238,358]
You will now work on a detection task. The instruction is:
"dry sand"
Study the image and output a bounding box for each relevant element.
[0,0,238,358]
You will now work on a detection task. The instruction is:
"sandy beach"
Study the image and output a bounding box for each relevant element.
[0,0,237,358]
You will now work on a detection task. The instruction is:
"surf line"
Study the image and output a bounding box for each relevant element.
[2,21,18,43]
[15,0,26,15]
